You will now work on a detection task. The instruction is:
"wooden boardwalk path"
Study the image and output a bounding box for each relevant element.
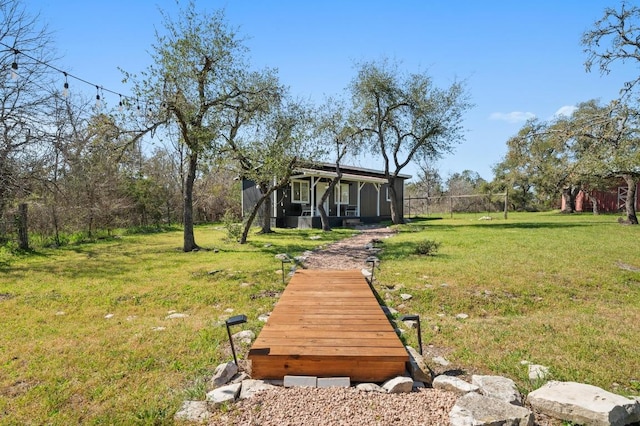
[248,269,408,382]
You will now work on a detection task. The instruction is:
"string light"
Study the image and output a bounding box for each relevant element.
[0,41,164,118]
[63,72,69,97]
[95,85,101,108]
[10,50,18,80]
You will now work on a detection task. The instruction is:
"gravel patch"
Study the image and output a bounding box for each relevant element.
[213,387,457,425]
[302,226,396,270]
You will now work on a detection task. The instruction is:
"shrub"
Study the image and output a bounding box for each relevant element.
[414,239,441,256]
[222,210,243,242]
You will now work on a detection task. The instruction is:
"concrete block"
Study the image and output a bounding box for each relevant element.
[283,375,317,388]
[317,377,351,388]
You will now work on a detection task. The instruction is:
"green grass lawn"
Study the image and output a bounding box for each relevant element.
[0,226,355,425]
[378,211,640,396]
[0,213,638,424]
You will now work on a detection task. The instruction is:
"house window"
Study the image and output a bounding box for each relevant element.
[291,180,309,203]
[334,183,349,204]
[386,186,392,202]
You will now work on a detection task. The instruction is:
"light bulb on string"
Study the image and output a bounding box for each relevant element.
[10,50,18,80]
[63,72,69,97]
[118,95,124,112]
[95,85,101,109]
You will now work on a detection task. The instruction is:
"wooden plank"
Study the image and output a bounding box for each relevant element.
[250,358,407,381]
[249,345,408,357]
[260,323,396,332]
[252,337,402,348]
[257,329,394,339]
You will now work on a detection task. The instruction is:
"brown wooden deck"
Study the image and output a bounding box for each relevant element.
[248,269,408,382]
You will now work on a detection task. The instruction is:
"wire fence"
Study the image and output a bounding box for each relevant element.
[404,193,508,218]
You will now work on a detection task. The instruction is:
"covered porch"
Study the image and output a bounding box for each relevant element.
[283,168,389,229]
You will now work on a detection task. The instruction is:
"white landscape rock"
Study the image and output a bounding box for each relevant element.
[455,313,469,320]
[405,346,434,386]
[432,355,451,366]
[382,376,414,394]
[528,381,640,426]
[165,312,188,319]
[450,392,534,426]
[472,374,523,406]
[206,382,242,409]
[400,293,413,301]
[239,379,277,399]
[402,320,418,329]
[210,362,238,388]
[174,400,211,423]
[228,372,250,385]
[433,375,480,395]
[528,364,550,383]
[356,383,386,392]
[232,330,255,344]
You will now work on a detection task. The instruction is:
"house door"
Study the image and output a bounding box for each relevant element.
[316,184,330,216]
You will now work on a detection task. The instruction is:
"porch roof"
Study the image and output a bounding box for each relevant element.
[291,168,388,184]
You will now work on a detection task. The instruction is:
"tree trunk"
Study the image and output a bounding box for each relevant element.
[318,176,341,231]
[561,187,576,213]
[183,151,199,251]
[241,188,273,244]
[260,183,274,234]
[622,174,639,225]
[585,190,599,215]
[17,203,29,250]
[388,178,402,224]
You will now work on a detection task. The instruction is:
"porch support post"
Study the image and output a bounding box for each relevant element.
[310,176,316,217]
[357,182,365,216]
[272,176,277,219]
[336,179,341,216]
[374,183,381,217]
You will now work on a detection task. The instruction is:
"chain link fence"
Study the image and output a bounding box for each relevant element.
[405,193,508,218]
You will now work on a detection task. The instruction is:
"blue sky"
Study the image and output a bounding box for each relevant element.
[27,0,638,181]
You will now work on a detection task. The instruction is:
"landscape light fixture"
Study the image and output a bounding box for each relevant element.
[225,314,247,365]
[399,314,422,355]
[280,258,291,285]
[365,256,377,284]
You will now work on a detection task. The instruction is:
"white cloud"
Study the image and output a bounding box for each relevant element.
[489,111,536,123]
[554,105,577,117]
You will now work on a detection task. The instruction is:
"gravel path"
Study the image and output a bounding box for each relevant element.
[217,387,457,425]
[301,225,396,270]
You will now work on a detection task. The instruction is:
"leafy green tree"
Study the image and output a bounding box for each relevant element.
[226,98,312,243]
[494,117,587,212]
[125,3,264,251]
[568,100,640,224]
[349,59,471,224]
[312,98,360,231]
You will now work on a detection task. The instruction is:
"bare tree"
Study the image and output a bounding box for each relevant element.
[583,1,640,96]
[0,0,57,237]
